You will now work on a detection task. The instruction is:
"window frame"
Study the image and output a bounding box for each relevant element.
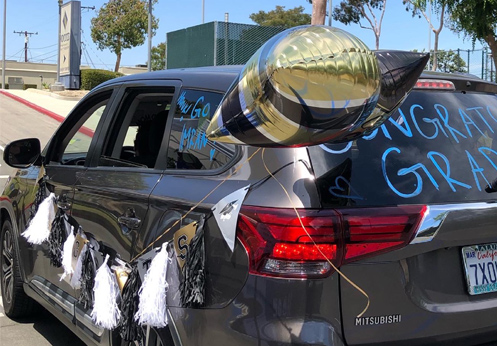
[44,84,120,167]
[86,80,182,172]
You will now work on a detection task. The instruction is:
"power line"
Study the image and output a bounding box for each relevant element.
[13,30,38,62]
[30,43,57,50]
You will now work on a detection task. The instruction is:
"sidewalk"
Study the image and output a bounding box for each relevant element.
[0,88,87,122]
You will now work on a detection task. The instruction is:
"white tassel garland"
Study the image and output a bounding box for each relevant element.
[91,254,121,330]
[22,192,56,245]
[60,227,75,281]
[135,242,170,327]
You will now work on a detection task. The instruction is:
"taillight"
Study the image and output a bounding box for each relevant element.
[237,205,427,278]
[414,79,455,90]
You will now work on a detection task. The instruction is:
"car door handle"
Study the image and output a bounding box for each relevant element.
[118,208,141,231]
[118,216,141,229]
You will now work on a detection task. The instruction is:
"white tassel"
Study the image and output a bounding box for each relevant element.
[135,242,170,327]
[60,227,75,281]
[22,193,56,245]
[71,240,88,289]
[91,254,121,330]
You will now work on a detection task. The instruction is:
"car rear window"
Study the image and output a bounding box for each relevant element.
[308,90,497,207]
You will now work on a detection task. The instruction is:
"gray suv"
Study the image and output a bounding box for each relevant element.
[2,65,497,346]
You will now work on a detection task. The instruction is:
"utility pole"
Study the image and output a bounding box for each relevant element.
[2,0,6,89]
[14,30,38,62]
[147,0,152,72]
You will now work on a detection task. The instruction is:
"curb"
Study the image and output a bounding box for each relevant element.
[0,90,66,123]
[25,88,85,101]
[0,90,94,138]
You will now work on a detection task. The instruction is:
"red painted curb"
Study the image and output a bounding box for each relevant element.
[0,89,66,123]
[0,90,94,138]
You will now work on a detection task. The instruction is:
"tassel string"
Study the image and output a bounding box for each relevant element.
[118,265,144,342]
[130,148,262,263]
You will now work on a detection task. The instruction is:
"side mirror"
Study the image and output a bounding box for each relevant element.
[3,138,41,168]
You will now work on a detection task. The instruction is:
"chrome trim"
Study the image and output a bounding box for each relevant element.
[75,308,105,337]
[411,202,497,244]
[31,279,73,315]
[76,309,105,337]
[418,297,497,313]
[167,309,184,346]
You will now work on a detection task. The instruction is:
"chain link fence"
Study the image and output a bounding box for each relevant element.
[429,48,496,82]
[166,22,285,69]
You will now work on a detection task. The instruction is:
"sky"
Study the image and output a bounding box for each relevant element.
[0,0,489,75]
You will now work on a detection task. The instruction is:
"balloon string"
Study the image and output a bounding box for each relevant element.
[261,148,370,318]
[130,148,262,263]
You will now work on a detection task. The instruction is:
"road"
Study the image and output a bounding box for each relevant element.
[0,94,85,345]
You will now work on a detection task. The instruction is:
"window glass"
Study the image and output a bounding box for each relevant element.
[308,91,497,206]
[98,88,173,169]
[166,89,236,170]
[57,93,111,165]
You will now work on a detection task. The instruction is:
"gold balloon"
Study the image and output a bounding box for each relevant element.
[206,25,381,147]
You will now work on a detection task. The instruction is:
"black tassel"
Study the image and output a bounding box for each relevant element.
[180,227,205,308]
[118,265,144,343]
[30,175,49,219]
[48,208,67,267]
[79,247,96,310]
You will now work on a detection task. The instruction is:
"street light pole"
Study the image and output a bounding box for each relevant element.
[2,0,6,89]
[147,0,152,72]
[328,0,332,26]
[202,0,204,24]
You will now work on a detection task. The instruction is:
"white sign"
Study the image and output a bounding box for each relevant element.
[211,186,250,252]
[59,2,72,76]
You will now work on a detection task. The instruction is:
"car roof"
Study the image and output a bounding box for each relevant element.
[99,65,243,93]
[98,65,497,94]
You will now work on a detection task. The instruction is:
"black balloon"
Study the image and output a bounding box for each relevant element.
[336,50,430,142]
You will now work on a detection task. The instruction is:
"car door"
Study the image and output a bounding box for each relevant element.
[21,85,118,324]
[69,81,181,340]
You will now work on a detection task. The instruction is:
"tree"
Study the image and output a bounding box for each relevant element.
[91,0,158,72]
[249,6,311,28]
[404,1,448,71]
[444,0,497,72]
[332,0,387,49]
[431,50,466,72]
[311,0,327,25]
[150,42,166,71]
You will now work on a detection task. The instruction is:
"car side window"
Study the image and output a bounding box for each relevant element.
[97,87,174,169]
[50,91,112,165]
[166,89,236,170]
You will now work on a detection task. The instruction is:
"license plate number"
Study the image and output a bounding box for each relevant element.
[462,243,497,295]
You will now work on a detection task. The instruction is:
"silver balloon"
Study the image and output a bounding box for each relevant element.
[206,25,382,147]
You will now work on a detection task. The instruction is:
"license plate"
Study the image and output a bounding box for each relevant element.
[462,243,497,295]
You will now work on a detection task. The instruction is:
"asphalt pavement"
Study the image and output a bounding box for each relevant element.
[0,91,86,346]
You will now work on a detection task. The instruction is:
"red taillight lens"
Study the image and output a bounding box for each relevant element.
[237,205,427,278]
[342,205,428,261]
[414,79,455,90]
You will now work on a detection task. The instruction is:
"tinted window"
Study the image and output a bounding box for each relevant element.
[51,91,112,165]
[98,87,174,169]
[166,89,236,170]
[309,91,497,206]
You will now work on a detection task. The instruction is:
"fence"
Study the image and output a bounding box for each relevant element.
[429,48,496,82]
[166,22,285,69]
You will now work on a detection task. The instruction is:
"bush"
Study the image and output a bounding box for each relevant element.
[81,69,124,90]
[24,84,37,90]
